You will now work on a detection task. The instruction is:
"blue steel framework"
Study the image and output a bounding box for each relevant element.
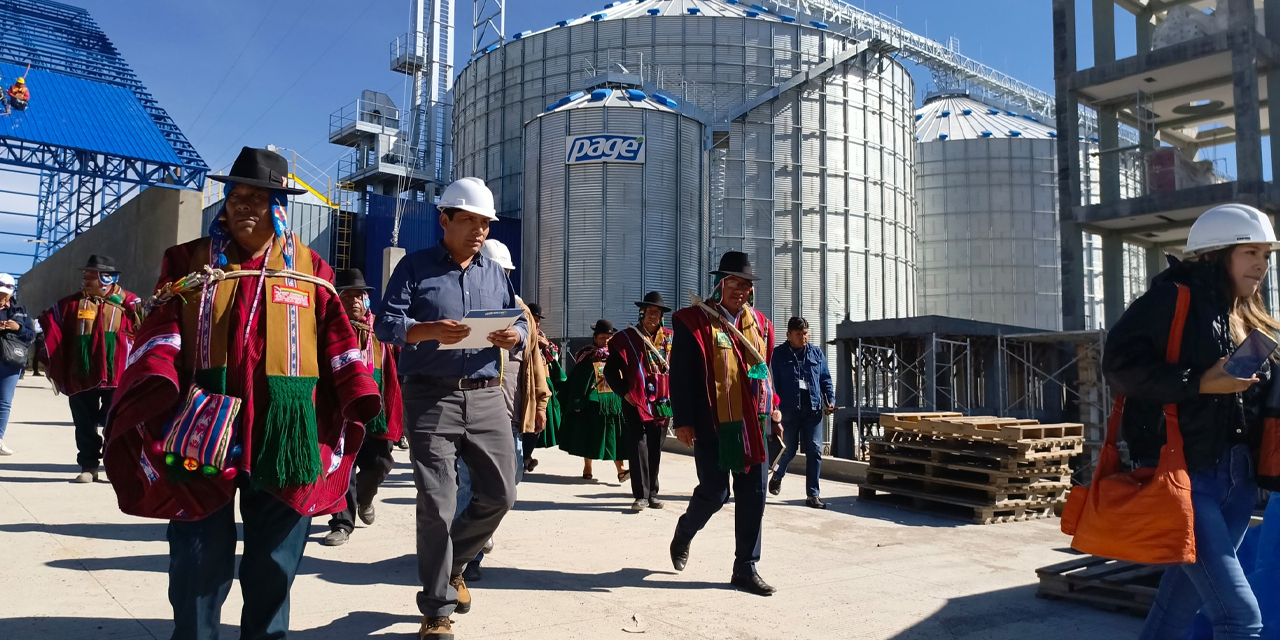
[0,0,207,265]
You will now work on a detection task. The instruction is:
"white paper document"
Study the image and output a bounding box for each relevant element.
[436,308,524,351]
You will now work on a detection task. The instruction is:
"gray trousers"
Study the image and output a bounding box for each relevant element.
[404,380,517,617]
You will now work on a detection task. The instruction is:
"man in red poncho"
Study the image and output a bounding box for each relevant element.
[667,250,782,597]
[102,147,380,640]
[604,291,673,512]
[39,254,140,483]
[323,267,402,547]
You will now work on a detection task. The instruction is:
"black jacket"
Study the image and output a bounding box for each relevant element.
[0,300,35,346]
[1103,258,1268,471]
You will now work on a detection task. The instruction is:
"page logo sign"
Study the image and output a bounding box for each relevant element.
[565,135,646,164]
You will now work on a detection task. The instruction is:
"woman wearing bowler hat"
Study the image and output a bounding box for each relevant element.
[559,319,630,482]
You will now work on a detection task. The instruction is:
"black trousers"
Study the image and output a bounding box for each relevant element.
[167,487,310,640]
[521,432,540,462]
[624,405,667,501]
[328,437,396,534]
[675,423,767,575]
[68,389,112,471]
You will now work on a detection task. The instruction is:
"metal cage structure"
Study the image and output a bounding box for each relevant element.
[0,0,207,268]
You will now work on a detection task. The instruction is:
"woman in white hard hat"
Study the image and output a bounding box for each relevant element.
[0,273,33,455]
[1104,203,1279,639]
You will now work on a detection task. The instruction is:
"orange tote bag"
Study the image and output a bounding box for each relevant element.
[1060,283,1196,565]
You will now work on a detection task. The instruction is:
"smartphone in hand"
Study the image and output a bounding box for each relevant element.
[1225,329,1279,378]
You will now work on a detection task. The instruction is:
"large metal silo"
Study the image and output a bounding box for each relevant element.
[914,95,1060,330]
[523,88,704,340]
[455,0,916,348]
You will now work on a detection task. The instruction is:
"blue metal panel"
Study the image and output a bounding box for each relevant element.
[0,63,179,163]
[364,193,523,307]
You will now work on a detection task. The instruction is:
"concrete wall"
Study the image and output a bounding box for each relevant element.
[19,187,204,315]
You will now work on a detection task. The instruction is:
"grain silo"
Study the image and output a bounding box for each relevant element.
[522,87,704,339]
[914,94,1061,330]
[454,0,916,344]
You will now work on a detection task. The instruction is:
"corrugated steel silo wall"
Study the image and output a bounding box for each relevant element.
[917,138,1061,330]
[458,15,915,349]
[523,104,703,340]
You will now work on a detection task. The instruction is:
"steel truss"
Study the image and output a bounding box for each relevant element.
[0,0,207,266]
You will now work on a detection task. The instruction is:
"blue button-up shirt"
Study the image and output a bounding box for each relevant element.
[375,242,527,379]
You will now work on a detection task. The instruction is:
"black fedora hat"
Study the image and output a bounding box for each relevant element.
[711,250,758,282]
[591,319,615,335]
[209,147,307,195]
[527,302,545,319]
[634,291,671,312]
[81,254,118,273]
[335,268,373,292]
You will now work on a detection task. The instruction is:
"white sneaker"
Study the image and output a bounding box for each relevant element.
[0,440,12,455]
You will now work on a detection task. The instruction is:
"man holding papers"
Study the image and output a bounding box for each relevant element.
[374,177,526,640]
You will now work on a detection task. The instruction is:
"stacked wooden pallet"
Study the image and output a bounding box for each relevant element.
[1036,556,1161,616]
[857,411,1085,524]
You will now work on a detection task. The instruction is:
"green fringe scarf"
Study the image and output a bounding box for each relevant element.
[255,375,321,490]
[366,368,389,437]
[76,332,119,381]
[717,415,768,473]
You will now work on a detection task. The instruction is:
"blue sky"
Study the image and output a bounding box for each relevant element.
[0,0,1228,277]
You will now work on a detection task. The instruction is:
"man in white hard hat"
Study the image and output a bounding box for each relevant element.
[453,239,549,581]
[375,177,526,640]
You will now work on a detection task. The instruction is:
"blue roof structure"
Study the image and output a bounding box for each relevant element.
[0,0,208,267]
[0,62,180,164]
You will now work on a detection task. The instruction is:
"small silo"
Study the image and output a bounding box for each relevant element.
[455,0,917,350]
[522,87,705,340]
[914,94,1061,330]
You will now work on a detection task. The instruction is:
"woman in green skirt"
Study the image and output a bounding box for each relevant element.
[559,320,630,481]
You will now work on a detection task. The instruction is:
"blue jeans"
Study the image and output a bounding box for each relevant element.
[0,364,20,440]
[456,425,523,567]
[1140,444,1262,640]
[1257,494,1280,640]
[773,409,823,498]
[167,488,311,640]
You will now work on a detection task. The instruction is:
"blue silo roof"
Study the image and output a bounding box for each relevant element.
[0,62,180,164]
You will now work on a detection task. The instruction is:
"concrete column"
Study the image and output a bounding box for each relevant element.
[1094,0,1126,328]
[1135,10,1154,56]
[1136,13,1158,152]
[1102,235,1126,326]
[1229,0,1265,188]
[1145,245,1165,287]
[382,246,406,290]
[1054,0,1086,331]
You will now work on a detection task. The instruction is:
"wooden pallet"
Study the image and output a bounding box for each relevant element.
[881,413,1085,443]
[857,483,1059,524]
[878,432,1080,469]
[868,454,1071,492]
[862,471,1069,504]
[1035,556,1162,616]
[868,446,1071,480]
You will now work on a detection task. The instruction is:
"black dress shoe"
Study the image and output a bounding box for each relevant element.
[670,535,690,571]
[730,571,776,596]
[806,497,827,509]
[768,476,782,496]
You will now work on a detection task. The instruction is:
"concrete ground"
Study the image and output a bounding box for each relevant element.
[1,377,1143,639]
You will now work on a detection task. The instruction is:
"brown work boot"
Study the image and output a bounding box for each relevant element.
[419,616,453,639]
[450,574,472,614]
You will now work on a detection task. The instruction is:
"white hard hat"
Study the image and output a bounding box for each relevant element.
[438,177,497,220]
[1184,203,1280,256]
[0,273,13,295]
[481,239,515,270]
